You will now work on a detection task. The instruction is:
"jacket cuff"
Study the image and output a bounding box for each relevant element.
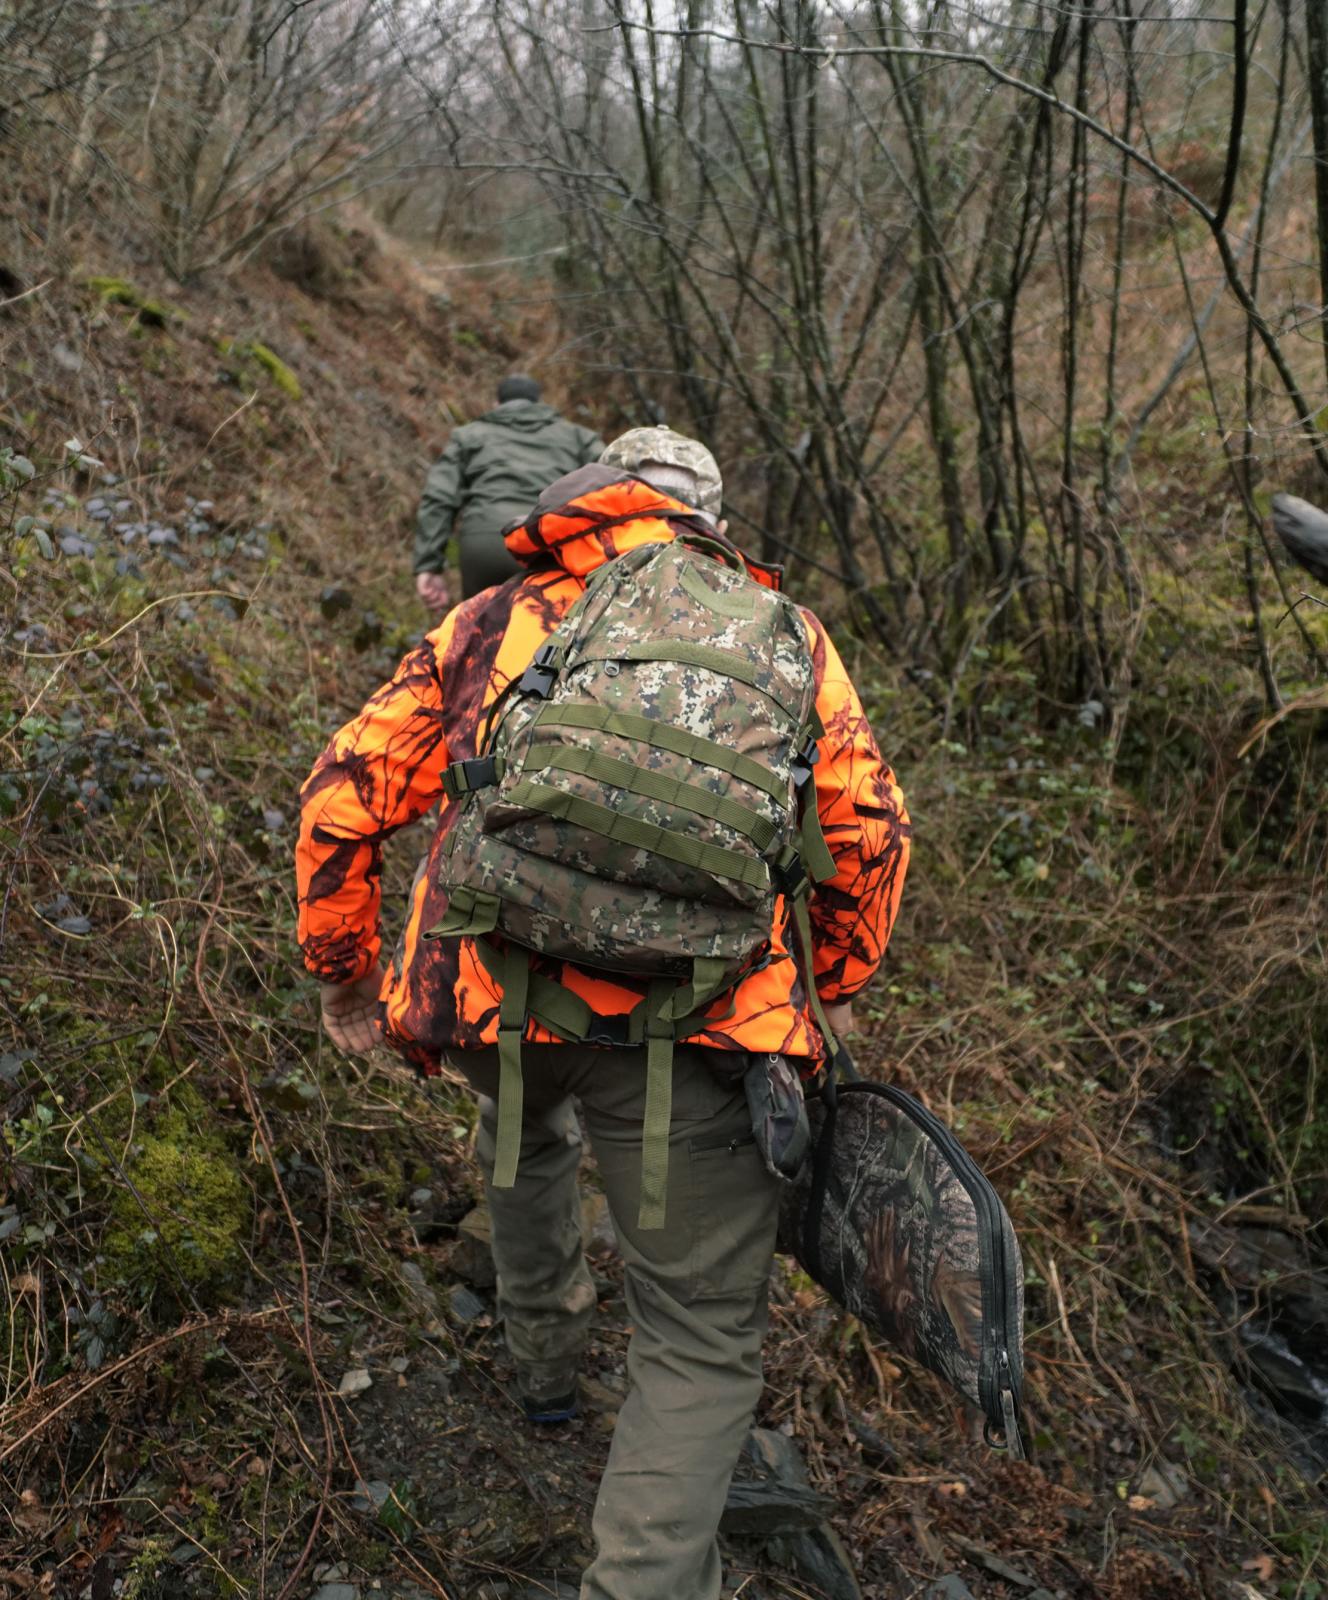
[302,937,379,987]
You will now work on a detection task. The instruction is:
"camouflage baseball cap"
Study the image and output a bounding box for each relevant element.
[600,426,723,519]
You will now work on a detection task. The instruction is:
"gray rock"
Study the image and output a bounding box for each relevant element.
[453,1203,498,1289]
[448,1284,487,1323]
[721,1429,863,1598]
[350,1478,392,1514]
[926,1579,977,1600]
[320,585,354,620]
[1240,1329,1327,1421]
[312,1586,359,1600]
[582,1190,617,1255]
[767,1525,863,1599]
[949,1532,1041,1587]
[850,1417,898,1469]
[721,1476,829,1537]
[1133,1461,1189,1510]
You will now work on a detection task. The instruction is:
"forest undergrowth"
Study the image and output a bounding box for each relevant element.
[1,211,1326,1600]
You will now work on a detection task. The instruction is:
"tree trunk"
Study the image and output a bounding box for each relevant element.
[1307,0,1328,395]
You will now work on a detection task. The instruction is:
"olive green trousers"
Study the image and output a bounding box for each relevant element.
[454,1043,779,1600]
[457,527,523,597]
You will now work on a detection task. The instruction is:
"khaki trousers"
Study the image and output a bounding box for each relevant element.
[453,1043,779,1600]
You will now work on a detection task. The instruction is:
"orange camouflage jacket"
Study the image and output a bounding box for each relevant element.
[296,475,911,1073]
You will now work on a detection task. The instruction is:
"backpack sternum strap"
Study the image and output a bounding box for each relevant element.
[638,978,677,1231]
[491,946,531,1191]
[441,754,505,801]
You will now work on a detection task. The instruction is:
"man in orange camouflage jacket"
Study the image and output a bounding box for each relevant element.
[296,427,910,1600]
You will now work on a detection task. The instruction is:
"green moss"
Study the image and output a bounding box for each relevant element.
[121,1537,173,1600]
[85,276,181,328]
[214,336,302,399]
[104,1108,247,1292]
[247,341,302,399]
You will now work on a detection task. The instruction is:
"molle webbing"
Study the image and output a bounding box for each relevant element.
[577,640,795,711]
[532,703,787,802]
[525,744,778,850]
[501,780,770,891]
[680,565,757,619]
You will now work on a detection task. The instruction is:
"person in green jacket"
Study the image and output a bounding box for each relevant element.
[414,376,604,610]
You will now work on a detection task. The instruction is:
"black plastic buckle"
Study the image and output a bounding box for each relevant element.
[518,642,560,698]
[586,1012,632,1047]
[791,735,821,789]
[775,852,808,897]
[447,755,498,796]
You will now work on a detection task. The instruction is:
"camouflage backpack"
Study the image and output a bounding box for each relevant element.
[428,507,840,1227]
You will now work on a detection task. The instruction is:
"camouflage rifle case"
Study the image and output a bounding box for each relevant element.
[779,1080,1026,1457]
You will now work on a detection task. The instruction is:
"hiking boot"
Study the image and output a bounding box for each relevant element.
[516,1357,580,1423]
[521,1388,579,1425]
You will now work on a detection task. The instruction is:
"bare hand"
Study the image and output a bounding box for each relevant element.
[415,571,451,613]
[821,1001,855,1040]
[321,964,385,1055]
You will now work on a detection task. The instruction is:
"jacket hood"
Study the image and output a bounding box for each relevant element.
[476,400,562,431]
[504,463,783,588]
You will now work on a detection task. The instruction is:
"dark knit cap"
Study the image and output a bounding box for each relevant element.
[498,374,541,403]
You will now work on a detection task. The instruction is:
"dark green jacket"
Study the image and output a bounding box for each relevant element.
[414,401,604,574]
